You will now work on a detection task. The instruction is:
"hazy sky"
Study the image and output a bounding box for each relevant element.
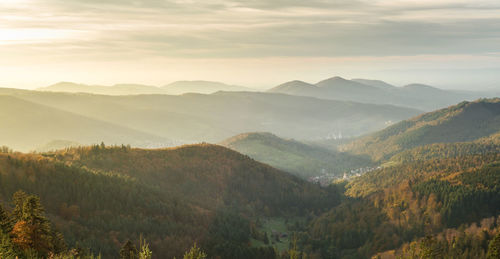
[1,0,500,90]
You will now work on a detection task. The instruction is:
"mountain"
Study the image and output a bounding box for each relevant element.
[0,144,341,258]
[268,80,317,95]
[351,78,396,89]
[295,100,500,257]
[220,132,372,179]
[0,88,421,150]
[342,98,500,161]
[38,81,165,95]
[268,76,491,111]
[0,95,169,151]
[162,80,254,94]
[315,76,390,103]
[38,81,256,95]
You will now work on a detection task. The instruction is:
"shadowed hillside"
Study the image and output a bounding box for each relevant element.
[0,95,168,151]
[221,132,372,179]
[0,144,341,258]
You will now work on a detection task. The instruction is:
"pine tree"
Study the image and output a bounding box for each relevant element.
[11,196,53,255]
[12,190,28,220]
[0,205,12,234]
[487,231,500,259]
[120,240,138,259]
[0,232,16,258]
[138,236,152,259]
[183,243,207,259]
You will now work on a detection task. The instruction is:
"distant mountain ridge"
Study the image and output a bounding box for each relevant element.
[163,80,254,94]
[38,80,253,95]
[34,76,497,110]
[0,88,421,151]
[269,76,492,110]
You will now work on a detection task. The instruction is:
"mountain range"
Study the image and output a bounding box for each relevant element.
[37,81,254,95]
[269,76,493,111]
[0,88,420,151]
[1,96,500,258]
[34,76,497,112]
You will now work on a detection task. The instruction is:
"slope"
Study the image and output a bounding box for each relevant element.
[342,98,500,161]
[300,142,500,258]
[220,132,372,179]
[0,95,168,151]
[0,144,341,258]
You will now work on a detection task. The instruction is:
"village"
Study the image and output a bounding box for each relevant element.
[308,166,382,186]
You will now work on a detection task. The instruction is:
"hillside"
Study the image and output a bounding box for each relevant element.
[269,76,488,111]
[0,95,169,151]
[0,89,420,150]
[298,144,500,258]
[220,132,372,179]
[295,100,500,258]
[0,144,341,258]
[342,98,500,161]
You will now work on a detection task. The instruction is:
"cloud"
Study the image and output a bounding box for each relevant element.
[1,0,500,89]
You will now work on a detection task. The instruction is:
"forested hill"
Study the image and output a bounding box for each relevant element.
[292,99,500,258]
[220,132,372,179]
[299,149,500,258]
[0,144,341,258]
[342,98,500,161]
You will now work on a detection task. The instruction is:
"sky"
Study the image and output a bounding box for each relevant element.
[1,0,500,90]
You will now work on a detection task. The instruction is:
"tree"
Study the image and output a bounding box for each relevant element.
[139,236,152,259]
[0,232,16,258]
[487,231,500,259]
[263,232,270,245]
[11,195,54,255]
[183,243,207,259]
[419,236,443,259]
[0,205,12,234]
[120,240,138,259]
[12,190,29,220]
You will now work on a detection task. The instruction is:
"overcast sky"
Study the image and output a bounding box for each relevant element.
[1,0,500,90]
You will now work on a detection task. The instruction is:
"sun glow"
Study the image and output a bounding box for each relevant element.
[0,28,81,44]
